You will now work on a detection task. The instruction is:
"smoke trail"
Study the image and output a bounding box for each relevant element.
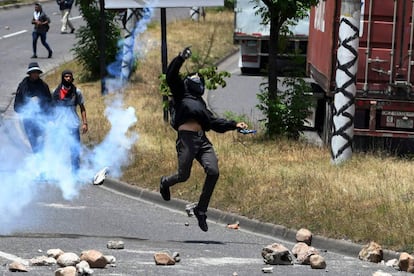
[106,7,154,92]
[0,5,156,233]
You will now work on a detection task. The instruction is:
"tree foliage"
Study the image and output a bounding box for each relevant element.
[257,77,313,139]
[159,50,231,111]
[72,0,121,81]
[257,0,319,138]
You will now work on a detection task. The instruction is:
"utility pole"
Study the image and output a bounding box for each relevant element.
[99,0,106,94]
[161,8,169,122]
[331,0,361,164]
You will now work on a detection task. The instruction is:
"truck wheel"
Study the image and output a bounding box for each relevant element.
[321,100,332,145]
[240,67,260,75]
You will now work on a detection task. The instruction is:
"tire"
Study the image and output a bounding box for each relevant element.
[321,100,332,145]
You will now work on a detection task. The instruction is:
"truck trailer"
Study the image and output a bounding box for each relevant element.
[234,0,309,74]
[308,0,414,148]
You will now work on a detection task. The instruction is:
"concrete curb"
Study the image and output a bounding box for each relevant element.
[102,177,400,261]
[3,1,401,263]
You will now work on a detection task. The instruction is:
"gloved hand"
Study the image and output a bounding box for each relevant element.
[179,46,192,60]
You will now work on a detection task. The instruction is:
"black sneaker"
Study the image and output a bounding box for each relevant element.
[71,28,75,34]
[48,51,53,58]
[31,54,37,58]
[160,176,170,201]
[194,206,208,232]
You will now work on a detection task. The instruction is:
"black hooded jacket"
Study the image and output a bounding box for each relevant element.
[166,55,237,133]
[14,77,52,114]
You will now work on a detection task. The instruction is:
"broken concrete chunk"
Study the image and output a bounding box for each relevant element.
[30,256,57,266]
[107,240,125,249]
[47,248,65,259]
[292,242,319,265]
[54,266,76,276]
[310,254,326,269]
[358,241,383,263]
[76,260,94,275]
[398,252,414,272]
[9,261,28,272]
[296,228,312,246]
[154,252,176,265]
[80,250,107,269]
[57,252,80,267]
[172,252,180,263]
[261,243,294,265]
[104,255,117,266]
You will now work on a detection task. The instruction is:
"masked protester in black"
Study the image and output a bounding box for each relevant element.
[160,47,248,232]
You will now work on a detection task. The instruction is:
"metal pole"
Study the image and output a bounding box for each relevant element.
[331,0,361,164]
[99,0,106,94]
[161,8,169,122]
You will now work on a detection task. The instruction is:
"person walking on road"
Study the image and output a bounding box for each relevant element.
[56,0,75,34]
[52,70,88,173]
[160,46,248,232]
[31,3,53,58]
[14,62,53,153]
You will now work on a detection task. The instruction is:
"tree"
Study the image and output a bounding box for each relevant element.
[257,0,319,137]
[73,0,121,81]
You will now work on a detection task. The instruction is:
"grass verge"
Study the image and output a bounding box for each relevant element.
[45,9,414,253]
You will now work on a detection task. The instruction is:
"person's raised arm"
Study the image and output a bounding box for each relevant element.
[166,46,192,99]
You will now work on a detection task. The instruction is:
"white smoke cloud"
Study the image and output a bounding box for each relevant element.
[0,5,156,233]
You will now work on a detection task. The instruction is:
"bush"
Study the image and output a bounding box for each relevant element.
[72,0,121,81]
[257,77,313,139]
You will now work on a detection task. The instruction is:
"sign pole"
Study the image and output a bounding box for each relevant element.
[331,0,361,164]
[161,8,169,122]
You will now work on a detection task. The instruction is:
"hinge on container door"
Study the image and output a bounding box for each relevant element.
[369,57,390,76]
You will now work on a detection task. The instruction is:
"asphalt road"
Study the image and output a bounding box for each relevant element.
[0,2,406,275]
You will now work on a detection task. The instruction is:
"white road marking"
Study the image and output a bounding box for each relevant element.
[120,249,262,266]
[1,29,27,40]
[0,15,82,40]
[191,257,262,266]
[39,203,86,209]
[0,251,29,266]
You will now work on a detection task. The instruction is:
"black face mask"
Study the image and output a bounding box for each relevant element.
[61,70,73,87]
[62,79,72,87]
[184,74,205,96]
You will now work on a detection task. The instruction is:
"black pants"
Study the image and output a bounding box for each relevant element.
[163,130,219,212]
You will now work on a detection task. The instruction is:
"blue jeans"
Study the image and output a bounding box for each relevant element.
[23,119,45,153]
[69,128,81,173]
[32,31,52,55]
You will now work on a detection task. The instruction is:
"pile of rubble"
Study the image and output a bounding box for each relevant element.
[7,227,414,275]
[8,240,123,275]
[358,240,414,274]
[261,228,326,270]
[261,227,414,275]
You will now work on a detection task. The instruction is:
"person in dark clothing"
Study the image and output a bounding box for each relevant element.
[14,62,52,153]
[31,3,53,58]
[56,0,75,34]
[160,47,248,232]
[52,70,88,173]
